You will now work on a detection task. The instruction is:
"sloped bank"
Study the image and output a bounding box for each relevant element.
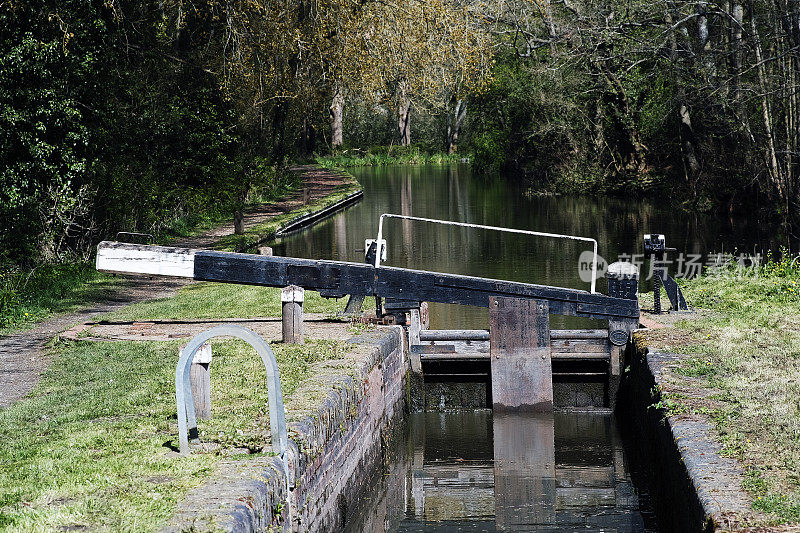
[165,326,408,532]
[619,335,752,532]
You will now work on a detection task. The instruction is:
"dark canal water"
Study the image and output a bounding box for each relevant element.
[343,411,657,532]
[273,164,769,531]
[275,164,773,330]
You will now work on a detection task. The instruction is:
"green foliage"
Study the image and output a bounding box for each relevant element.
[467,57,587,185]
[316,145,462,168]
[0,2,295,267]
[0,263,117,333]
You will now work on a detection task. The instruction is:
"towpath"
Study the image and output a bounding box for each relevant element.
[0,165,357,408]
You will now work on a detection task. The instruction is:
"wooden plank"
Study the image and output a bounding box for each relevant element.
[490,297,553,411]
[96,242,196,277]
[186,343,212,419]
[193,251,375,298]
[376,265,639,320]
[411,344,456,354]
[550,329,608,339]
[408,308,423,373]
[97,242,640,321]
[339,294,364,317]
[419,329,610,342]
[420,352,608,361]
[419,329,490,341]
[550,340,610,353]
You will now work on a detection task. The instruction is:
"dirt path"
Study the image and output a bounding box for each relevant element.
[0,165,357,409]
[181,164,353,249]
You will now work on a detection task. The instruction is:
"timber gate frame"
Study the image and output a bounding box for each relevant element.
[96,241,640,410]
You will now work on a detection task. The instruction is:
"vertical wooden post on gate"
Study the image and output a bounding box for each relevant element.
[408,307,423,373]
[489,297,552,411]
[606,261,640,407]
[282,285,304,344]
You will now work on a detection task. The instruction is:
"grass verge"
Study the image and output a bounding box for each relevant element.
[218,175,362,252]
[0,264,120,335]
[640,255,800,524]
[100,282,349,321]
[0,336,349,531]
[315,145,463,168]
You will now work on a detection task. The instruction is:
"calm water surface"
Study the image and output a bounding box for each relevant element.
[343,411,657,532]
[275,164,773,329]
[273,165,769,531]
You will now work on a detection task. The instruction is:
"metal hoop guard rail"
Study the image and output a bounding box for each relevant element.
[374,214,600,294]
[175,325,288,463]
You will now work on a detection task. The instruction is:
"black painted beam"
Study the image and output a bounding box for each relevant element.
[193,251,638,320]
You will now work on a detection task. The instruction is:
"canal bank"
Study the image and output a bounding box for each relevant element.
[163,164,799,531]
[620,335,753,531]
[626,263,800,529]
[165,326,408,532]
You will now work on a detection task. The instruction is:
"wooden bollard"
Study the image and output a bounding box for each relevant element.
[234,210,244,235]
[185,343,212,419]
[282,285,304,344]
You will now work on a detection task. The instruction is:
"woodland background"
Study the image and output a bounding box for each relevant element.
[2,0,799,266]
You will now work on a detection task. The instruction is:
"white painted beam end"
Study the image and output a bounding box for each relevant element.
[96,241,196,278]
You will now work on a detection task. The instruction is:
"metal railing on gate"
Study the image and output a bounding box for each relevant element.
[373,214,600,294]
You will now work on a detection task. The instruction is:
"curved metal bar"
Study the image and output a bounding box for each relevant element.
[375,213,601,293]
[175,325,287,458]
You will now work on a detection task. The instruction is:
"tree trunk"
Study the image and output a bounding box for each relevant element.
[732,1,744,106]
[397,86,411,146]
[447,99,467,154]
[666,6,702,198]
[599,67,648,174]
[750,0,786,206]
[330,85,344,149]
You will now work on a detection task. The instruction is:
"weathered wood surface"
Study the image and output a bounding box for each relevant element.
[410,344,456,354]
[420,329,490,341]
[281,285,304,344]
[339,294,364,317]
[96,242,196,277]
[96,242,640,320]
[408,308,423,373]
[490,297,553,411]
[418,329,609,342]
[420,349,610,361]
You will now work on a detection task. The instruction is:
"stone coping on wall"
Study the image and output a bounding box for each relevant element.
[163,326,404,533]
[630,340,754,530]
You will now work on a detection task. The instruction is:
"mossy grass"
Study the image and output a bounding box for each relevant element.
[100,281,350,321]
[0,336,349,531]
[643,252,800,524]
